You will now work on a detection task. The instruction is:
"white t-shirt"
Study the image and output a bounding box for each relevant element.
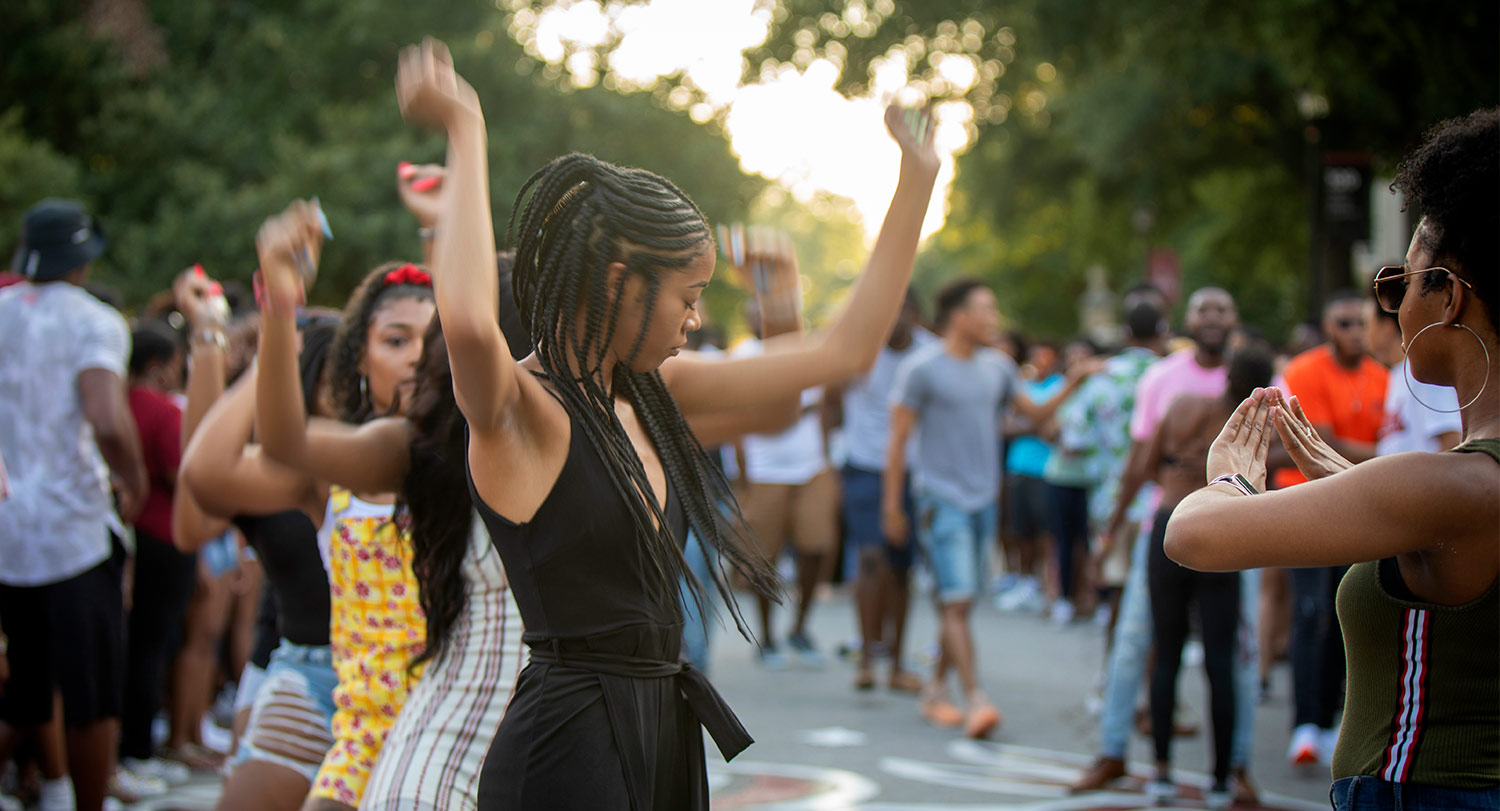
[0,282,130,585]
[731,338,828,485]
[1376,359,1463,456]
[841,329,936,472]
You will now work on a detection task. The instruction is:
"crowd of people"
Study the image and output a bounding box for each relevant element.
[0,36,1494,811]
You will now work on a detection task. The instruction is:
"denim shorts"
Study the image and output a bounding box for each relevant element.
[915,493,996,604]
[229,641,338,781]
[1331,776,1500,811]
[841,465,915,572]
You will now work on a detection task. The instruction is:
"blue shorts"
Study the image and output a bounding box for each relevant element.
[841,465,915,572]
[229,641,337,781]
[916,493,996,605]
[1331,776,1499,810]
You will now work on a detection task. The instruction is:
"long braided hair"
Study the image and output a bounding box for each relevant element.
[329,262,435,423]
[509,153,780,637]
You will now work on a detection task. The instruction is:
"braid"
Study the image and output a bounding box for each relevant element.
[330,262,435,423]
[508,153,781,638]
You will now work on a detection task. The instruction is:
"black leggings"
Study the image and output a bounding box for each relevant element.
[1045,483,1089,600]
[1147,507,1239,783]
[121,533,198,760]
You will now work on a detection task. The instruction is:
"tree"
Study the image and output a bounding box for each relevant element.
[0,0,765,312]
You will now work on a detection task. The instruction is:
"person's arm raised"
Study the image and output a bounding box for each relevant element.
[661,104,940,414]
[179,371,320,521]
[397,39,518,436]
[253,203,413,494]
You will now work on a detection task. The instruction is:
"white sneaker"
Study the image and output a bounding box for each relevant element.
[1145,778,1177,805]
[1050,601,1076,625]
[996,578,1043,613]
[36,777,74,811]
[108,766,168,803]
[123,756,191,786]
[1289,722,1321,766]
[1318,726,1340,765]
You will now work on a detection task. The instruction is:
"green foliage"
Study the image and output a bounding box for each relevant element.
[0,0,763,310]
[750,0,1498,340]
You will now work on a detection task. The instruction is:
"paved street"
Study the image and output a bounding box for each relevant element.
[145,587,1333,810]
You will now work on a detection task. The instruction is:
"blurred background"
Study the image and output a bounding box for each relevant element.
[3,0,1496,341]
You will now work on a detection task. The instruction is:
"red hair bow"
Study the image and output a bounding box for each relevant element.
[384,263,431,287]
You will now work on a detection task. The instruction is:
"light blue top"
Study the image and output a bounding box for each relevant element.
[892,342,1021,512]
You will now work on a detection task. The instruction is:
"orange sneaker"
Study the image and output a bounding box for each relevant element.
[963,703,1002,739]
[920,691,964,727]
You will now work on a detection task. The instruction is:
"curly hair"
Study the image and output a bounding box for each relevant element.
[1392,108,1498,328]
[329,263,435,423]
[508,153,780,640]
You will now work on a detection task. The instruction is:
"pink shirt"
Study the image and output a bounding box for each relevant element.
[1129,349,1229,442]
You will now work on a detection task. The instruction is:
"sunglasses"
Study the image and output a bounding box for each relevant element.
[1372,265,1475,313]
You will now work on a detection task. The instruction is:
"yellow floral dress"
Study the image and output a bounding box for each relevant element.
[310,487,426,806]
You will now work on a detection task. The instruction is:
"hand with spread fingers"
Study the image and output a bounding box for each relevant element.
[1270,388,1354,481]
[396,38,482,133]
[1206,386,1275,492]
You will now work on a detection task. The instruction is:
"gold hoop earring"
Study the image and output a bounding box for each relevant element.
[1402,321,1490,413]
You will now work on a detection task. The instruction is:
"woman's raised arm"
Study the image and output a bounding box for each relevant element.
[396,39,519,437]
[253,203,414,494]
[662,104,940,413]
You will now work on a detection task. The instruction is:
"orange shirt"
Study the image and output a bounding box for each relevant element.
[1273,345,1389,488]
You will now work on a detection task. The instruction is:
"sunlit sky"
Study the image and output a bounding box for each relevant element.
[514,0,974,238]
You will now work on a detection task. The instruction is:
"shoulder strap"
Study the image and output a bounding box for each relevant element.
[1452,437,1500,464]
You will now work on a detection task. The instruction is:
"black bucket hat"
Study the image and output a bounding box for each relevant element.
[11,199,108,282]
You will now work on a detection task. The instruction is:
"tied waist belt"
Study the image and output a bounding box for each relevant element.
[529,643,753,761]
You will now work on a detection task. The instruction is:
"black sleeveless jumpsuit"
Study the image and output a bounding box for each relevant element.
[470,405,751,809]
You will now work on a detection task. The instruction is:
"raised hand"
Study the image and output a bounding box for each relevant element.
[718,223,802,333]
[884,102,939,178]
[254,200,325,318]
[396,38,482,133]
[1271,389,1354,480]
[1206,387,1274,491]
[397,162,446,229]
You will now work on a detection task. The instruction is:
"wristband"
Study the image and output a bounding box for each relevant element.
[1208,473,1259,496]
[191,329,228,351]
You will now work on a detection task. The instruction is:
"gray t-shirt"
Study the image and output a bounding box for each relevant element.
[891,342,1020,512]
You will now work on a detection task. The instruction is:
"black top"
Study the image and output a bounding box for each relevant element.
[234,510,330,647]
[470,398,750,810]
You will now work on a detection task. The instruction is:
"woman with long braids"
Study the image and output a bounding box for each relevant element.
[383,39,940,808]
[1166,109,1498,811]
[252,186,809,810]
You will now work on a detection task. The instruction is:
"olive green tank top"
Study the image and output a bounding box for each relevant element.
[1331,438,1500,789]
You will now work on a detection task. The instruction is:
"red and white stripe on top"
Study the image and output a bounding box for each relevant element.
[1381,608,1432,782]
